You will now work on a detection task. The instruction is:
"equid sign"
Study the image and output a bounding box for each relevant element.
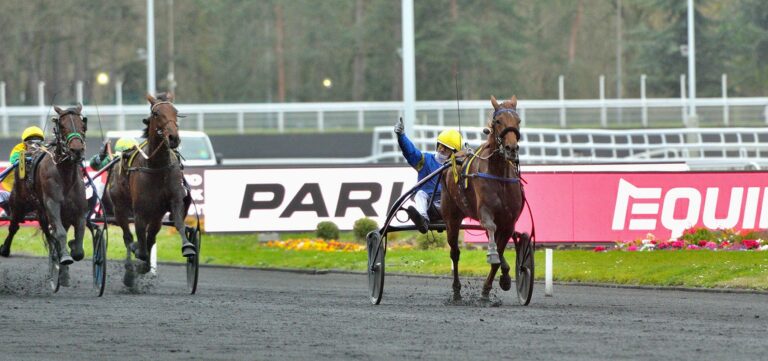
[205,167,768,242]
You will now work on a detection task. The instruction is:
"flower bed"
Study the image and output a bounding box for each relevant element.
[264,239,365,252]
[604,227,768,252]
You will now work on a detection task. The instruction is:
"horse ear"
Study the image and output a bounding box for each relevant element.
[490,96,499,110]
[146,94,157,105]
[142,118,150,125]
[54,106,63,114]
[510,95,518,109]
[166,92,175,102]
[76,103,83,112]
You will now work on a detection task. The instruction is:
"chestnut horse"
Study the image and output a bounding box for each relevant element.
[0,104,89,285]
[441,95,525,300]
[108,93,194,286]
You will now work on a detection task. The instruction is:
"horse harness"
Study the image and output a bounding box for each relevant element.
[121,140,184,174]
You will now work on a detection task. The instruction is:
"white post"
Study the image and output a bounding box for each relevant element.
[357,110,364,130]
[0,81,7,136]
[277,111,285,132]
[76,81,84,104]
[438,108,444,126]
[641,74,648,127]
[237,112,244,134]
[146,0,157,96]
[599,75,607,128]
[38,81,46,128]
[558,75,566,127]
[197,112,203,131]
[680,74,688,125]
[401,0,416,138]
[545,248,553,297]
[722,74,729,126]
[116,81,125,130]
[687,0,697,125]
[318,110,324,132]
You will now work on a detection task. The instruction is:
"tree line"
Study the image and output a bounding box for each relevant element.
[0,0,766,106]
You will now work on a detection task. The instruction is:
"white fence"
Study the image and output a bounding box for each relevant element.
[372,126,768,170]
[1,81,768,136]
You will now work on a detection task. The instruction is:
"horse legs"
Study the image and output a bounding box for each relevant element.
[43,199,73,265]
[113,206,136,287]
[498,231,513,291]
[144,218,163,274]
[446,219,462,301]
[479,208,500,265]
[68,214,86,261]
[171,197,196,257]
[0,212,24,257]
[133,215,149,263]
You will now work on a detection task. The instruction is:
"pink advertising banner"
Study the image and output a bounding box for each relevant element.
[464,172,768,243]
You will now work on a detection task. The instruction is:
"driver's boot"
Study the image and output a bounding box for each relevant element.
[406,206,429,234]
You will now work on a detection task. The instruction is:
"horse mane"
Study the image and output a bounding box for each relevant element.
[142,93,174,138]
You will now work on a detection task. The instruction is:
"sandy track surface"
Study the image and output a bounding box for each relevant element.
[0,256,766,360]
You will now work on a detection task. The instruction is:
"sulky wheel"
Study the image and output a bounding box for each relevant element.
[515,232,534,306]
[92,226,108,297]
[366,231,385,305]
[185,225,201,295]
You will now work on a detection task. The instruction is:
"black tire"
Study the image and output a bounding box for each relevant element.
[366,231,385,305]
[185,226,201,295]
[515,232,534,306]
[92,227,108,297]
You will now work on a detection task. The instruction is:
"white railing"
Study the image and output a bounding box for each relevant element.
[1,80,768,136]
[372,126,768,170]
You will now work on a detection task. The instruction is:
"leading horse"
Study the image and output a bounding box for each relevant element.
[0,104,89,285]
[441,95,526,301]
[108,93,195,286]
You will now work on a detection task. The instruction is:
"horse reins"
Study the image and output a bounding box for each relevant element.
[128,101,181,172]
[50,110,86,164]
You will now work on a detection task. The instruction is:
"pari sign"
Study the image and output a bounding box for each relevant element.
[204,168,415,232]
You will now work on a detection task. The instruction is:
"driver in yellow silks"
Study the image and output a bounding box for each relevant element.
[0,126,45,214]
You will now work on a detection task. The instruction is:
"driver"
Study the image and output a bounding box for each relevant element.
[394,118,462,233]
[0,126,45,213]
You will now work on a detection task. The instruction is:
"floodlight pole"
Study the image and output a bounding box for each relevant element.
[402,0,416,138]
[147,0,157,96]
[687,0,697,126]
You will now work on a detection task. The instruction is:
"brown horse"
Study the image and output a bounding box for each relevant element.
[108,93,194,285]
[441,95,525,301]
[0,104,89,285]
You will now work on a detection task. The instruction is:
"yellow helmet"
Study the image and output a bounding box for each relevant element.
[114,137,138,152]
[436,129,462,151]
[21,126,44,141]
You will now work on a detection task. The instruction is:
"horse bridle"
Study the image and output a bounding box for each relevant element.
[52,110,87,162]
[136,101,182,162]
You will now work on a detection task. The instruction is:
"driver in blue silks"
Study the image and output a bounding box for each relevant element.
[394,117,462,234]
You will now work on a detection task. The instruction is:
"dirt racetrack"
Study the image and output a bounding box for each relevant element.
[1,256,766,360]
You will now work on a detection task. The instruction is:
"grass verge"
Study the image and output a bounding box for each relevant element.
[3,228,767,290]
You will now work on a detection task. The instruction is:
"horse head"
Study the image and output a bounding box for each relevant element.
[486,95,521,162]
[52,103,87,161]
[144,92,180,149]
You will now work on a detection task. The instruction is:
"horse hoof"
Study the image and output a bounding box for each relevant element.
[136,261,151,274]
[123,269,135,288]
[486,253,500,265]
[59,255,74,266]
[135,251,148,262]
[59,271,71,287]
[182,245,197,257]
[69,240,84,261]
[499,274,512,291]
[0,245,9,257]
